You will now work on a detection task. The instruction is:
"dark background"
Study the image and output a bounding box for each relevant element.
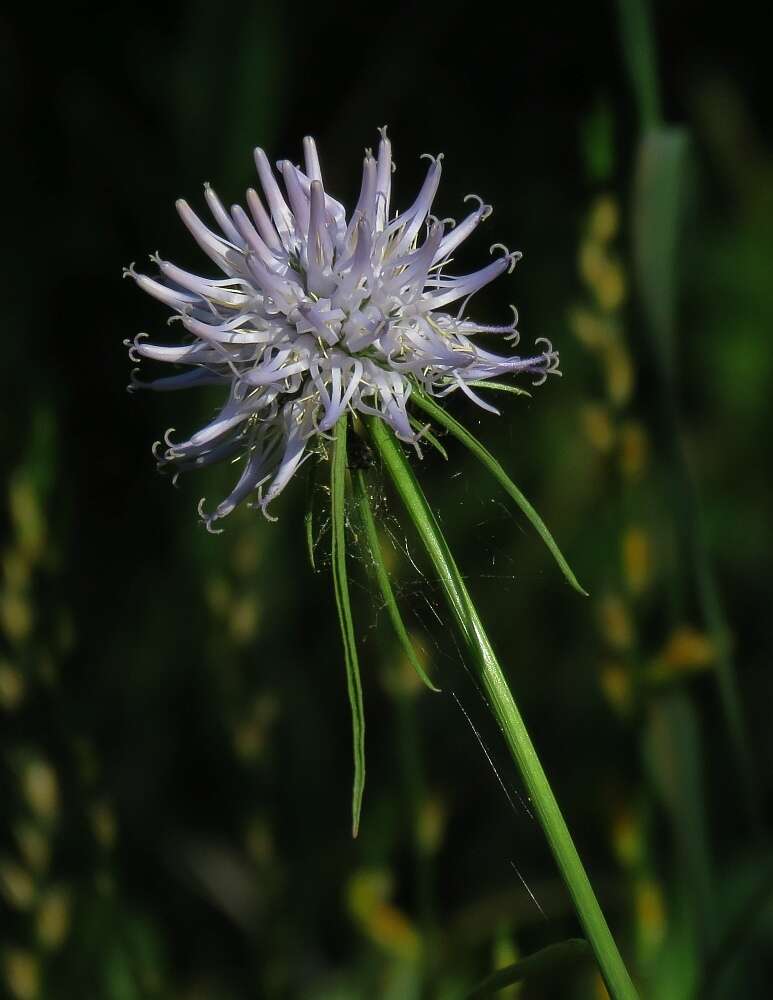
[3,1,773,997]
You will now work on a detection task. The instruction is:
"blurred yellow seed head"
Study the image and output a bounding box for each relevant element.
[595,260,627,312]
[0,592,33,644]
[580,404,616,453]
[589,195,620,244]
[417,795,446,855]
[90,801,118,849]
[635,878,666,950]
[0,860,36,910]
[22,760,59,823]
[604,341,634,407]
[660,627,715,673]
[0,662,25,710]
[598,595,634,651]
[610,804,643,867]
[9,478,46,563]
[36,887,71,950]
[14,824,50,875]
[599,662,634,715]
[619,422,649,481]
[3,949,40,1000]
[568,305,612,350]
[622,528,652,596]
[229,594,260,644]
[347,869,420,960]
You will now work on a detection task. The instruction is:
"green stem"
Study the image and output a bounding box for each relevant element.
[367,416,639,1000]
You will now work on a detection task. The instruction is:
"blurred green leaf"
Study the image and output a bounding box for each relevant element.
[616,0,662,129]
[581,99,617,182]
[643,693,718,954]
[632,126,689,374]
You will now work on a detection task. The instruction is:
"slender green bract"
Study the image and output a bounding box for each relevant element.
[367,416,639,1000]
[409,389,587,596]
[353,468,440,693]
[330,416,366,836]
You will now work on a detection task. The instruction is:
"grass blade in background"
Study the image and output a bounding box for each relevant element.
[632,126,689,376]
[410,388,587,596]
[330,415,366,836]
[465,938,592,998]
[616,0,662,130]
[353,468,440,693]
[622,0,760,830]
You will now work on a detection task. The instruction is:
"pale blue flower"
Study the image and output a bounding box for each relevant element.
[125,129,559,528]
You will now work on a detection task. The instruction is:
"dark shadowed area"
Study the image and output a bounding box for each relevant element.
[3,1,773,997]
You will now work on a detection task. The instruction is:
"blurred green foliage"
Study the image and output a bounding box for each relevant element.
[3,1,773,997]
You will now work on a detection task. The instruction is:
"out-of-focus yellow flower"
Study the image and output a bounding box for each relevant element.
[417,795,446,855]
[0,860,36,910]
[9,478,46,563]
[3,550,31,592]
[228,593,260,644]
[578,214,626,313]
[579,240,607,290]
[14,824,50,875]
[0,662,25,710]
[659,625,717,670]
[598,595,634,651]
[610,804,643,868]
[0,592,33,644]
[595,260,627,313]
[205,576,230,617]
[580,404,616,453]
[599,661,634,715]
[3,949,40,1000]
[90,801,118,849]
[589,196,620,244]
[36,886,71,950]
[619,422,649,481]
[347,869,420,961]
[568,305,613,350]
[22,759,59,823]
[604,341,634,407]
[231,531,260,576]
[233,694,279,762]
[622,528,652,596]
[635,878,666,951]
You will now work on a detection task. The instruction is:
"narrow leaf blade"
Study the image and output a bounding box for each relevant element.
[410,389,587,596]
[330,415,366,836]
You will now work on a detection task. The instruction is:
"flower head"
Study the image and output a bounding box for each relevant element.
[125,128,559,528]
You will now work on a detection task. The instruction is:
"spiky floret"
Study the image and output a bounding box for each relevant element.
[125,128,559,528]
